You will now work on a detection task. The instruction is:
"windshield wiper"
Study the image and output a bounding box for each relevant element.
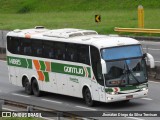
[125,60,140,84]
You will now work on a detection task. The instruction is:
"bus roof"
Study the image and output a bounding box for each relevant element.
[7,27,140,49]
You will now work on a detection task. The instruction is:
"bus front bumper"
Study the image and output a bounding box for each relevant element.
[106,89,148,102]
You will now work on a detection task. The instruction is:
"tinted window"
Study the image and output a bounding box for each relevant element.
[21,39,32,55]
[101,45,142,61]
[65,43,78,62]
[43,41,54,59]
[7,37,90,65]
[91,46,104,85]
[78,45,90,65]
[32,40,42,57]
[54,42,65,60]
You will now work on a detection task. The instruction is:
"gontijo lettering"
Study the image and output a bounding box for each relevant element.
[64,66,83,75]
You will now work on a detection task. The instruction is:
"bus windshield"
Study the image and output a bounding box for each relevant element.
[101,45,147,87]
[101,45,142,61]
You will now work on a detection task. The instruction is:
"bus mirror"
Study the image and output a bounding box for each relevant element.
[101,59,107,74]
[146,53,155,68]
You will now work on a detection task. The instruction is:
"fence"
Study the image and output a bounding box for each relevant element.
[0,30,10,60]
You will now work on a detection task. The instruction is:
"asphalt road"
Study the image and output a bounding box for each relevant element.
[0,61,160,120]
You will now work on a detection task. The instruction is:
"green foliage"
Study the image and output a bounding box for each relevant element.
[0,0,159,35]
[0,0,160,13]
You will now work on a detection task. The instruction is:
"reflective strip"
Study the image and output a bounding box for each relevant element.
[33,60,40,70]
[37,71,44,81]
[45,61,51,72]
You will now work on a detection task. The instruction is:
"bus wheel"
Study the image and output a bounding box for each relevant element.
[84,88,94,107]
[24,78,33,95]
[32,79,41,97]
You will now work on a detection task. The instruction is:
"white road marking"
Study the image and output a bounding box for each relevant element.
[76,106,97,111]
[127,117,145,120]
[41,99,62,104]
[143,48,160,51]
[149,81,160,84]
[12,93,30,98]
[141,98,152,101]
[0,60,6,62]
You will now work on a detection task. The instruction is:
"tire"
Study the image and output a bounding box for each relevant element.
[24,78,33,95]
[84,88,94,107]
[32,79,41,97]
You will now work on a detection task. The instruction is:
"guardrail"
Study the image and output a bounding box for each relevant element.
[114,27,160,34]
[0,99,93,120]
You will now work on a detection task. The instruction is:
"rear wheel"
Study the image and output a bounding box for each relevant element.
[84,88,94,107]
[24,78,33,95]
[32,79,41,97]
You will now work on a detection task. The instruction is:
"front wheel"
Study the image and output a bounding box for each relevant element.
[32,79,41,97]
[84,88,94,107]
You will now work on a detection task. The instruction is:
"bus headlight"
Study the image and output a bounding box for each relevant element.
[141,87,147,91]
[107,92,117,95]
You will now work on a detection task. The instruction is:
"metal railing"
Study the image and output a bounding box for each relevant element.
[0,99,93,120]
[114,27,160,34]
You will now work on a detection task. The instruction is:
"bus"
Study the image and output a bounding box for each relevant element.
[6,27,155,106]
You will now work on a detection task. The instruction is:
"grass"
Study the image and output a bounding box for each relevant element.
[0,0,160,35]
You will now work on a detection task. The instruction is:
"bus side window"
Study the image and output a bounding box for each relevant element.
[32,40,42,57]
[20,39,32,55]
[78,45,90,65]
[7,37,20,54]
[65,43,77,62]
[54,42,65,60]
[43,41,54,59]
[91,46,104,85]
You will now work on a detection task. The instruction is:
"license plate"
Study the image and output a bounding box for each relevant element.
[126,95,133,99]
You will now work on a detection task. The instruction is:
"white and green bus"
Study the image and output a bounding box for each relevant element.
[6,27,155,106]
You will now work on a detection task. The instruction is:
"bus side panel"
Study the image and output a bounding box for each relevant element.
[68,76,82,98]
[8,66,17,85]
[56,73,69,95]
[42,71,57,93]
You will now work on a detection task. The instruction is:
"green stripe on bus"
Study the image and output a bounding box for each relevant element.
[43,72,49,82]
[40,61,45,71]
[87,67,91,78]
[7,56,28,68]
[27,59,32,69]
[51,62,91,77]
[7,56,91,78]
